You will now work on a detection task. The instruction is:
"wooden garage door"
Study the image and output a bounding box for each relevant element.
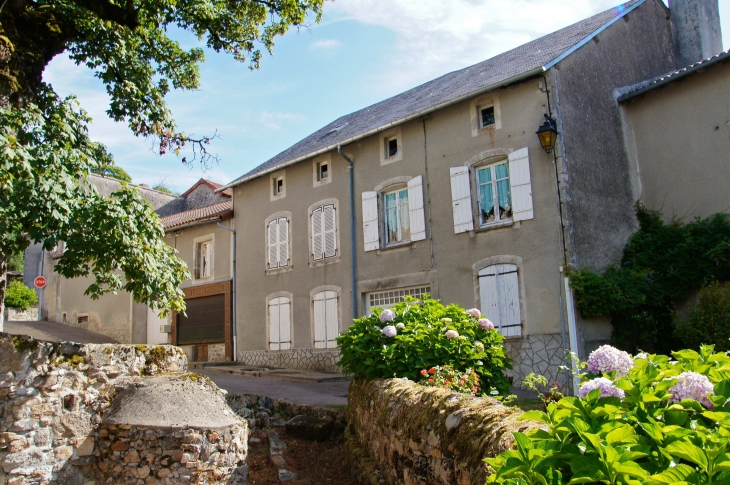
[176,294,226,345]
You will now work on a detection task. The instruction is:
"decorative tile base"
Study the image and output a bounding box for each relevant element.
[236,348,340,373]
[504,333,570,390]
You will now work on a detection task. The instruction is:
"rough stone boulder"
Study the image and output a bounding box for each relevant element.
[285,415,334,442]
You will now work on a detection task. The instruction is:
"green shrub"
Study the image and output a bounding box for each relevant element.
[336,297,512,395]
[675,282,730,352]
[4,280,38,310]
[487,345,730,485]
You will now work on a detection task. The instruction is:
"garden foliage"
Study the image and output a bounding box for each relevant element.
[675,282,730,352]
[487,345,730,485]
[419,365,481,396]
[569,206,730,353]
[336,297,512,395]
[5,281,38,310]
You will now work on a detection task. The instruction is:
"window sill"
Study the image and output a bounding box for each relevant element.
[313,347,339,352]
[502,334,524,341]
[266,265,293,276]
[192,276,214,284]
[472,219,516,234]
[376,241,415,254]
[380,154,403,166]
[309,255,341,268]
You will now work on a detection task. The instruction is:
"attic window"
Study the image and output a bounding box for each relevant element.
[317,162,328,181]
[386,137,398,158]
[274,177,284,196]
[480,106,495,128]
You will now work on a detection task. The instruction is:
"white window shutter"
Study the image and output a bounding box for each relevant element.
[324,291,339,348]
[311,208,323,261]
[450,166,474,233]
[313,292,327,349]
[508,148,534,221]
[268,221,279,269]
[362,191,380,252]
[279,298,291,350]
[269,298,281,350]
[499,267,522,337]
[278,218,289,266]
[407,176,427,242]
[323,205,337,258]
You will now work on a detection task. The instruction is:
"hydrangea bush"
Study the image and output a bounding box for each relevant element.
[336,297,511,395]
[487,344,730,484]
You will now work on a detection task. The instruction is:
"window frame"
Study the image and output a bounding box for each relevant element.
[265,212,292,275]
[475,160,513,227]
[310,286,341,350]
[379,127,403,165]
[266,292,293,351]
[382,186,411,246]
[312,154,332,187]
[470,93,502,137]
[472,255,526,339]
[270,170,286,201]
[192,233,215,283]
[308,199,340,267]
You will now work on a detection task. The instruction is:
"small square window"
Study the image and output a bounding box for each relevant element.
[317,162,328,181]
[274,177,284,196]
[480,106,495,128]
[386,137,398,158]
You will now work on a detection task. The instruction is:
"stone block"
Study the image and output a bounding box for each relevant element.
[76,437,95,457]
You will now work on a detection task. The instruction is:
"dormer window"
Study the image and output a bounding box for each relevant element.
[480,106,495,128]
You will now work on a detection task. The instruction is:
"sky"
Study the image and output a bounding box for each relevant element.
[43,0,730,192]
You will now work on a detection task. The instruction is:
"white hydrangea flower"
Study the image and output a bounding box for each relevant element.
[381,325,397,338]
[669,372,714,409]
[466,308,481,319]
[379,309,395,323]
[474,341,485,352]
[478,318,494,330]
[587,345,633,376]
[441,318,452,323]
[445,330,459,339]
[395,323,405,330]
[634,352,648,361]
[579,377,625,399]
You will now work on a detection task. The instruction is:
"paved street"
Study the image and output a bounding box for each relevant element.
[3,320,118,344]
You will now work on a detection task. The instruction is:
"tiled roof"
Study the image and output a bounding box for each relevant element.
[222,0,642,190]
[160,200,233,230]
[618,49,730,102]
[181,178,232,198]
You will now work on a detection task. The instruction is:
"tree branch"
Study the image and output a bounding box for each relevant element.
[70,0,139,29]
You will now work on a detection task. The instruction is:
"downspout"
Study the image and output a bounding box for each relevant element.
[420,116,435,271]
[217,221,237,362]
[336,146,358,319]
[541,72,579,393]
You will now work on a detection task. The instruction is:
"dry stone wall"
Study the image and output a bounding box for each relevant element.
[346,378,543,485]
[0,333,248,484]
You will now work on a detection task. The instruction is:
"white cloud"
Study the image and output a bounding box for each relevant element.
[328,0,627,91]
[310,39,341,49]
[259,111,306,130]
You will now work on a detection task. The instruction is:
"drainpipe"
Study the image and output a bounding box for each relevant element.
[217,221,237,362]
[336,145,358,319]
[420,116,435,271]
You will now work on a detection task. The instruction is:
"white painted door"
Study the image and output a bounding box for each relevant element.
[146,307,170,345]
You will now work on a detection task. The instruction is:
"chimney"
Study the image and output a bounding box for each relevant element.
[671,0,723,68]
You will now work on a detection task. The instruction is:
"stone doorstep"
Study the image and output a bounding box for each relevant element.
[195,364,353,383]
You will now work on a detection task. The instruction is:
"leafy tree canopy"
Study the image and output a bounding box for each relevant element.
[0,0,324,318]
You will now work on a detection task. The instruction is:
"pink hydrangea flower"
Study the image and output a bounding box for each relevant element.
[445,330,459,339]
[579,377,625,399]
[381,325,397,338]
[379,309,395,323]
[478,319,494,330]
[669,372,714,409]
[466,308,481,319]
[587,345,633,377]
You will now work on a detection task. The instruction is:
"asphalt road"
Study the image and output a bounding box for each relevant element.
[3,320,117,344]
[197,369,350,406]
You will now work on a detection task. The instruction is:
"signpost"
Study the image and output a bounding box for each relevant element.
[34,276,47,289]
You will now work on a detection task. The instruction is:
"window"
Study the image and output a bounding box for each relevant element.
[384,187,410,244]
[317,162,328,181]
[476,162,512,225]
[270,170,286,200]
[480,106,495,128]
[366,285,431,312]
[196,240,213,279]
[268,296,291,350]
[362,176,426,252]
[449,147,534,234]
[386,137,398,159]
[273,177,284,196]
[311,204,337,261]
[478,264,521,337]
[380,127,403,165]
[267,218,290,269]
[313,290,338,349]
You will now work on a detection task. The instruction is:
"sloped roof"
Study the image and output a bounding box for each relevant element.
[160,200,233,230]
[618,49,730,102]
[221,0,643,191]
[181,178,232,198]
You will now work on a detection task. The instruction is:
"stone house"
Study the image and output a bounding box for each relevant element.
[25,176,235,360]
[216,0,723,386]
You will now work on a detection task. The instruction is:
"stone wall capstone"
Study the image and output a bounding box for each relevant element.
[0,333,248,484]
[346,377,544,485]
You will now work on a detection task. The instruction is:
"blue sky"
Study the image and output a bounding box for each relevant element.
[44,0,730,192]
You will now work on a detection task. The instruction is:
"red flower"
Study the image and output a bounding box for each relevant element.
[428,367,436,375]
[420,369,427,376]
[428,378,434,383]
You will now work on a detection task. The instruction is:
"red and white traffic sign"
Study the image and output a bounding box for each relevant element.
[34,276,47,289]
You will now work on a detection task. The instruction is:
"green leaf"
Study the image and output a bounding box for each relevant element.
[648,464,697,483]
[666,441,709,470]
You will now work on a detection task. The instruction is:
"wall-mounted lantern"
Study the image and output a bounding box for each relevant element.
[536,114,559,154]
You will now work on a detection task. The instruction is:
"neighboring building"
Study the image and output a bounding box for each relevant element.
[617,49,730,223]
[217,0,716,386]
[26,176,235,358]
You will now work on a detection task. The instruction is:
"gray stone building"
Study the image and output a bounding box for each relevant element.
[217,0,723,386]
